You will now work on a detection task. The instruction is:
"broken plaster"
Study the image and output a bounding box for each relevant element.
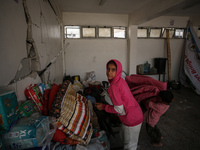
[23,0,41,72]
[10,0,61,85]
[14,58,31,81]
[10,0,42,85]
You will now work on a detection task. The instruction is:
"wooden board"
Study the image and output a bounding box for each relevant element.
[166,29,171,81]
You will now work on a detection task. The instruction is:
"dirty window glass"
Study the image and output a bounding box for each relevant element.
[82,27,96,38]
[137,28,148,38]
[174,29,184,38]
[162,28,174,38]
[150,28,161,38]
[65,26,80,38]
[98,27,111,37]
[114,27,126,38]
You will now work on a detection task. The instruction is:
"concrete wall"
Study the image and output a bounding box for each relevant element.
[63,14,191,82]
[0,0,27,86]
[129,16,189,81]
[0,0,62,101]
[63,12,129,81]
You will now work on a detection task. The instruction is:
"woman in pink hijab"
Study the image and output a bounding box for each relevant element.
[95,59,143,150]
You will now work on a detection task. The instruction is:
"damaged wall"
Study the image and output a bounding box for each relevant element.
[0,0,27,86]
[0,0,63,101]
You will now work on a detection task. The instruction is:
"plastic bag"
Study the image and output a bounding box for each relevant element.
[86,71,96,82]
[24,84,44,113]
[72,80,83,92]
[75,138,104,150]
[18,100,38,118]
[100,89,113,105]
[3,113,56,150]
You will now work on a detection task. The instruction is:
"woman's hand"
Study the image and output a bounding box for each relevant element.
[95,103,104,110]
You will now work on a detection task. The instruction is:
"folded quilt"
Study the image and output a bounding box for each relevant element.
[50,80,92,145]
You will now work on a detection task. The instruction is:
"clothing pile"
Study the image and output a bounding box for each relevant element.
[0,78,111,150]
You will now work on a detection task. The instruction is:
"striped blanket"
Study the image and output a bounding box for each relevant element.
[51,80,92,145]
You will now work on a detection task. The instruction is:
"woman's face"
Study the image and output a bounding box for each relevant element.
[106,63,117,80]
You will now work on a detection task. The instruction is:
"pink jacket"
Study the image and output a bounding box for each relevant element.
[102,59,143,126]
[144,101,169,127]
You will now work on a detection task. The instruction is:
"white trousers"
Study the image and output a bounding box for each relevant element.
[120,123,142,150]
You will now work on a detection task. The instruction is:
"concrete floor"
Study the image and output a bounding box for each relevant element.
[109,86,200,150]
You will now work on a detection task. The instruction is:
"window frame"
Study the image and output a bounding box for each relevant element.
[149,28,162,39]
[137,27,148,38]
[97,26,112,38]
[64,25,81,39]
[137,27,186,39]
[113,27,127,39]
[82,26,97,38]
[64,25,127,39]
[174,28,185,39]
[161,28,175,38]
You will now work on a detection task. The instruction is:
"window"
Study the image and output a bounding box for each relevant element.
[98,27,111,38]
[82,26,96,38]
[162,28,174,38]
[174,29,184,38]
[64,26,80,38]
[137,28,148,38]
[64,25,127,39]
[137,27,186,39]
[149,28,161,38]
[114,27,126,38]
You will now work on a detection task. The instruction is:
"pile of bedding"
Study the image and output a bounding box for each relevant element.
[125,74,167,102]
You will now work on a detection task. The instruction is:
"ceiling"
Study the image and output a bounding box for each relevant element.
[56,0,200,16]
[56,0,150,14]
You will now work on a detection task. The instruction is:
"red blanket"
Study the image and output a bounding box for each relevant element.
[125,74,167,102]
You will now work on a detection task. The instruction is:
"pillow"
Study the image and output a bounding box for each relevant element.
[48,83,61,115]
[57,90,92,145]
[50,80,72,118]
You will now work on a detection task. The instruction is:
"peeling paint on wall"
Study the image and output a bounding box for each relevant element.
[1,0,62,87]
[9,0,42,84]
[10,72,42,102]
[1,0,62,103]
[23,0,41,72]
[15,58,31,80]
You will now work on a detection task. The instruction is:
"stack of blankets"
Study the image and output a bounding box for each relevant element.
[50,80,93,145]
[125,74,167,102]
